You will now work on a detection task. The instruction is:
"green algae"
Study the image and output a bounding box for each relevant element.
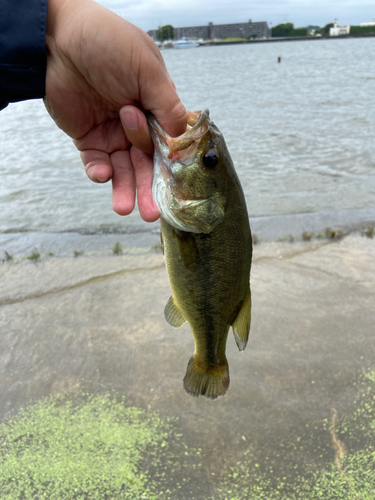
[216,371,375,500]
[4,251,13,262]
[302,231,313,241]
[362,226,374,239]
[0,392,200,499]
[112,242,123,255]
[325,227,344,239]
[26,251,40,261]
[1,371,374,499]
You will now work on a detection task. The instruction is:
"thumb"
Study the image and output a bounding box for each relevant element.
[152,98,187,139]
[138,56,187,137]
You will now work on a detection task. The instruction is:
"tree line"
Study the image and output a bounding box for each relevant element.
[271,23,333,37]
[157,25,174,42]
[271,22,375,37]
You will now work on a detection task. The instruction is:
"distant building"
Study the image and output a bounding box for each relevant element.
[329,19,350,36]
[308,26,320,36]
[148,20,270,41]
[360,17,375,27]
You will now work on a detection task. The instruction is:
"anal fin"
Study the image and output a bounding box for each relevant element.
[232,287,251,351]
[164,296,187,328]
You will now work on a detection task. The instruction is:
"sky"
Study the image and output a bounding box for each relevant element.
[96,0,374,33]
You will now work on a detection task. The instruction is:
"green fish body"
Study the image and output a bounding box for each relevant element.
[149,110,252,399]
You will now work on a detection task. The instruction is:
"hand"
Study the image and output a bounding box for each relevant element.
[44,0,186,221]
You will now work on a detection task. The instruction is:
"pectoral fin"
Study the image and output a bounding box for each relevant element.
[232,287,251,351]
[164,296,187,328]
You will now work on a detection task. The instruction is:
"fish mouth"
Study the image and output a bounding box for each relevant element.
[148,109,210,156]
[149,108,222,233]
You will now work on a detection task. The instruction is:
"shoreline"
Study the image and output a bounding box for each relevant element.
[1,207,374,259]
[201,33,375,46]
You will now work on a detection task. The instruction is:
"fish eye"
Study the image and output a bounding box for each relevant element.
[202,149,219,168]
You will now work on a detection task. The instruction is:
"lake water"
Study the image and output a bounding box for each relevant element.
[0,38,374,239]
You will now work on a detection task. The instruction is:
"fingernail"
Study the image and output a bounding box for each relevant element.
[122,110,138,131]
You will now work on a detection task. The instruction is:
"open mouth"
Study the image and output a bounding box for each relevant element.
[148,109,210,154]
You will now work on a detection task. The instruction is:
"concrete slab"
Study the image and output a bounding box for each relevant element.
[0,233,374,497]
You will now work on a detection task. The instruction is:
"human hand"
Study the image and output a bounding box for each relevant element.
[44,0,186,221]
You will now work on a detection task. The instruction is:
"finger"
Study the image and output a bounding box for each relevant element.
[74,120,131,153]
[130,147,159,222]
[138,57,187,138]
[80,150,113,183]
[148,98,187,139]
[111,150,136,216]
[119,105,153,155]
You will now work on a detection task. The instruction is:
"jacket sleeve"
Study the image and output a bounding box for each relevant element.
[0,0,48,110]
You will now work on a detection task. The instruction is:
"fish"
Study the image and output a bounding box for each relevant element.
[148,109,252,399]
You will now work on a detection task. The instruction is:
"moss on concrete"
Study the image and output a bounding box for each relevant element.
[0,392,196,499]
[216,371,375,500]
[1,371,374,499]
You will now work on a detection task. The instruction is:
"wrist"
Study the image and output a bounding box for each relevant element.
[47,0,69,37]
[46,0,90,52]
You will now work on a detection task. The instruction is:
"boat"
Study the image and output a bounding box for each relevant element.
[173,37,199,49]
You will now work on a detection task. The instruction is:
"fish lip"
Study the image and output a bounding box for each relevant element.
[147,112,169,146]
[147,109,210,155]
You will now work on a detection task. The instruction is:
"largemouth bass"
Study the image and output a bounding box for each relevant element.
[148,110,252,399]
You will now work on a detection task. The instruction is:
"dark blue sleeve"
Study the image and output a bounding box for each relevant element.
[0,0,48,110]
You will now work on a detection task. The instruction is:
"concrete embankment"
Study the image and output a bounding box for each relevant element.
[0,227,374,496]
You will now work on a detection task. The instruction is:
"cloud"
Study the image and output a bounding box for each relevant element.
[95,0,375,32]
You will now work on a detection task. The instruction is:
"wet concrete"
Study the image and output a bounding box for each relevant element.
[0,233,374,496]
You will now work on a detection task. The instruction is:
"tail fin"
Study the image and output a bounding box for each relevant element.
[183,355,229,400]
